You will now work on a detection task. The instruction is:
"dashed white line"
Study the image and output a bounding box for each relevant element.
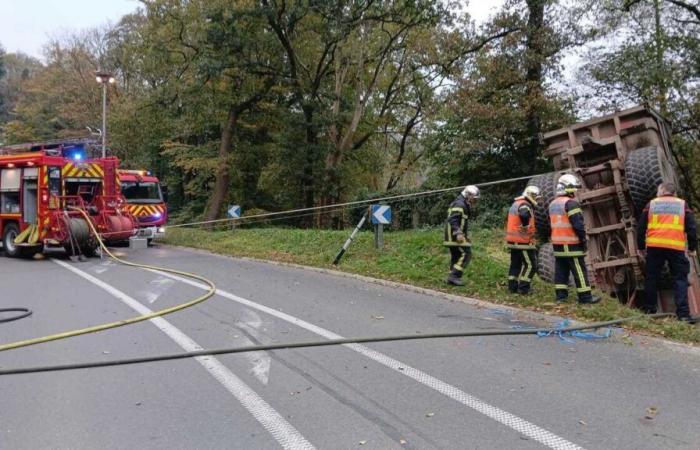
[53,259,315,450]
[154,268,585,450]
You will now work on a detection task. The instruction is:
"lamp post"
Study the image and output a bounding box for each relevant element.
[95,71,115,158]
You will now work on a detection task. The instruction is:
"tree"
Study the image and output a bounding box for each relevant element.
[581,0,700,203]
[429,0,590,190]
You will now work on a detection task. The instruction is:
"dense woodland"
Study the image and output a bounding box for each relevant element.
[0,0,699,226]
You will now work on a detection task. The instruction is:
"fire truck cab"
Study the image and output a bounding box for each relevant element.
[118,170,167,241]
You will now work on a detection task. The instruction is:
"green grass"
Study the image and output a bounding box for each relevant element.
[164,226,700,344]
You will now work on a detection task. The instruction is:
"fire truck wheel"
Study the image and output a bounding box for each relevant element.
[528,172,559,242]
[2,223,22,258]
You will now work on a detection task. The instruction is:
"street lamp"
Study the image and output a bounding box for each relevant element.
[95,71,116,158]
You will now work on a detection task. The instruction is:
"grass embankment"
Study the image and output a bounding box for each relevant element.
[164,227,700,344]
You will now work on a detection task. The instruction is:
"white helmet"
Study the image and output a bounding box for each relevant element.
[461,185,480,199]
[522,185,542,205]
[556,173,582,195]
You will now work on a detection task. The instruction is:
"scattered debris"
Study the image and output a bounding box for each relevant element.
[372,315,385,320]
[426,412,434,417]
[359,440,367,445]
[578,420,587,426]
[399,439,407,445]
[645,406,659,420]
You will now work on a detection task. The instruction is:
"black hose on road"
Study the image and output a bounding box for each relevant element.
[0,308,32,324]
[0,313,673,376]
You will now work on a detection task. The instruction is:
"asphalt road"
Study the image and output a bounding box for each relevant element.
[1,245,699,450]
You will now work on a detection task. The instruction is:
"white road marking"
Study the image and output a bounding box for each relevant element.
[154,268,585,450]
[92,260,114,274]
[236,310,272,385]
[53,259,315,450]
[140,276,176,304]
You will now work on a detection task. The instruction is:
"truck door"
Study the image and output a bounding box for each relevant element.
[22,167,39,225]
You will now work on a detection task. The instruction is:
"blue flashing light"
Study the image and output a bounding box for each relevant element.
[64,144,86,162]
[154,212,162,219]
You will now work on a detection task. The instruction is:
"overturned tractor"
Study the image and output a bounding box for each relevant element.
[529,104,700,317]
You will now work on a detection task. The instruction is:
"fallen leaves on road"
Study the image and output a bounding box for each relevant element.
[645,406,659,420]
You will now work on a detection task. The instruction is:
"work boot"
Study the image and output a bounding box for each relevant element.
[679,316,698,324]
[578,295,601,305]
[446,274,465,286]
[518,282,531,295]
[508,280,518,293]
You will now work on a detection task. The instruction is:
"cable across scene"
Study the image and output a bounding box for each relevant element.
[0,313,671,376]
[169,173,545,229]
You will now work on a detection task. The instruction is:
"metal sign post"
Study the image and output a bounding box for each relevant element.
[333,212,367,265]
[370,204,391,250]
[227,205,241,231]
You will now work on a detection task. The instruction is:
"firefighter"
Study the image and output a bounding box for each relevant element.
[549,174,601,304]
[636,182,698,322]
[444,185,480,286]
[505,185,541,294]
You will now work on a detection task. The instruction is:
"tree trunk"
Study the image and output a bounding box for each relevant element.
[203,107,239,225]
[524,0,546,174]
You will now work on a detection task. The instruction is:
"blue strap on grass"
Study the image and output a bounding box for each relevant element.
[534,320,613,343]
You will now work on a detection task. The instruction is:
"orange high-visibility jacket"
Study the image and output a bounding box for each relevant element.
[505,197,535,246]
[646,196,687,251]
[549,196,581,245]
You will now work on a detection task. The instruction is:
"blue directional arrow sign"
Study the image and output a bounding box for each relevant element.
[370,204,391,225]
[227,204,241,218]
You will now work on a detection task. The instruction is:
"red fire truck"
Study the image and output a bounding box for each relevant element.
[118,170,167,241]
[0,140,136,258]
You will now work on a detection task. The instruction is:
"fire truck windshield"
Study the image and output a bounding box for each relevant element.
[121,181,163,203]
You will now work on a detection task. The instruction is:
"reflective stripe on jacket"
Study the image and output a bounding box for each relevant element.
[505,197,535,248]
[646,196,687,251]
[549,196,581,245]
[443,196,471,247]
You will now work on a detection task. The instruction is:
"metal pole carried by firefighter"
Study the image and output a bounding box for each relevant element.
[505,186,542,295]
[549,174,600,304]
[636,182,698,323]
[443,185,480,286]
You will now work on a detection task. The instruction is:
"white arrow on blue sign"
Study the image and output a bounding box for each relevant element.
[370,204,391,225]
[227,205,241,218]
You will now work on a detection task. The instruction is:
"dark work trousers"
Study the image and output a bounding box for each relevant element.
[644,248,690,318]
[554,256,593,302]
[449,246,472,278]
[508,248,537,293]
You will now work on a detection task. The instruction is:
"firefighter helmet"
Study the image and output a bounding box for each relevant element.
[522,185,542,205]
[462,185,480,199]
[556,174,581,195]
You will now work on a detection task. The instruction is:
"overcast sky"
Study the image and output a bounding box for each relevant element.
[1,0,505,59]
[0,0,140,58]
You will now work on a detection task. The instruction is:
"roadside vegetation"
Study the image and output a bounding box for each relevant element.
[165,227,700,344]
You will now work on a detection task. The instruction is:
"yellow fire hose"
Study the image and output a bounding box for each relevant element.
[0,209,216,352]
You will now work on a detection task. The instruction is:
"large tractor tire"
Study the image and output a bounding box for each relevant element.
[537,243,574,286]
[625,146,679,215]
[527,172,559,242]
[537,243,556,283]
